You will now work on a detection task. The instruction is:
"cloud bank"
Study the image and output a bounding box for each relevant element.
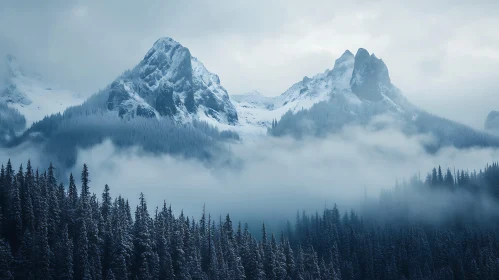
[64,121,499,227]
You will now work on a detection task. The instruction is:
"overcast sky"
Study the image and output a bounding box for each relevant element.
[1,0,499,128]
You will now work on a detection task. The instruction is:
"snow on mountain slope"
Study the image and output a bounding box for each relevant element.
[0,55,84,127]
[105,37,238,125]
[231,90,276,110]
[230,50,360,134]
[229,91,276,134]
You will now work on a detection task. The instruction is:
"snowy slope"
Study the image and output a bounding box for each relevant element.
[0,55,84,127]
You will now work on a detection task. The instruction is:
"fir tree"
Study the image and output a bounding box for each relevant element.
[0,239,14,280]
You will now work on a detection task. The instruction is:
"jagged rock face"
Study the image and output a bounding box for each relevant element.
[485,111,499,131]
[350,48,391,102]
[107,37,238,124]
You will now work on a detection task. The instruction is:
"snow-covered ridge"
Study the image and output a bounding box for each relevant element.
[0,55,84,128]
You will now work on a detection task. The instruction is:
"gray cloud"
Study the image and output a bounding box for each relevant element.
[1,116,499,226]
[64,119,499,225]
[1,0,499,128]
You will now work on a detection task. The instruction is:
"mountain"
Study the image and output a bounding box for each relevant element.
[263,48,499,150]
[232,48,419,135]
[0,55,84,127]
[9,38,241,169]
[104,37,238,126]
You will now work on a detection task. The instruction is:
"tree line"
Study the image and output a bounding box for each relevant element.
[1,159,499,279]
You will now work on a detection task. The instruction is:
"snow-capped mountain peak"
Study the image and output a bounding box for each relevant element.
[105,37,238,125]
[333,50,354,68]
[138,37,193,91]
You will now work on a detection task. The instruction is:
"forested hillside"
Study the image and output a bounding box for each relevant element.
[7,93,239,169]
[1,160,499,279]
[268,99,499,152]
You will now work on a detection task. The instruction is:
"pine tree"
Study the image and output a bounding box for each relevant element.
[443,168,453,189]
[47,163,61,249]
[431,168,438,186]
[437,165,444,185]
[106,269,116,280]
[262,224,277,279]
[102,184,112,223]
[55,224,74,280]
[274,234,287,280]
[0,165,6,237]
[88,194,103,280]
[133,193,154,279]
[295,245,306,280]
[246,237,265,280]
[283,239,295,279]
[80,164,90,208]
[21,160,35,233]
[171,213,190,279]
[7,175,22,252]
[15,216,35,278]
[75,220,91,280]
[67,172,79,240]
[0,239,14,280]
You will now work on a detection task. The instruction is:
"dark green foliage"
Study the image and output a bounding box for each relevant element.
[1,160,499,279]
